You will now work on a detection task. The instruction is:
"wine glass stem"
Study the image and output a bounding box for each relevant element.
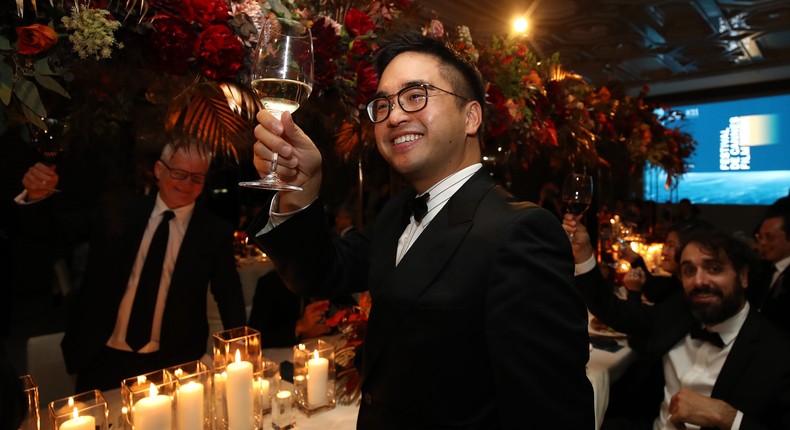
[269,152,279,175]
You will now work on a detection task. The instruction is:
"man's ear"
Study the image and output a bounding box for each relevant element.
[465,101,482,136]
[153,160,162,181]
[739,267,749,289]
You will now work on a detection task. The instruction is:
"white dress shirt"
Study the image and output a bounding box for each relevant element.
[654,303,748,430]
[396,163,481,265]
[107,195,195,353]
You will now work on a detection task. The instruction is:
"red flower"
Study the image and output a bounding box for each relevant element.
[485,84,512,137]
[311,17,341,93]
[344,9,374,37]
[15,24,57,55]
[181,0,229,29]
[354,61,378,106]
[195,25,244,80]
[147,16,197,74]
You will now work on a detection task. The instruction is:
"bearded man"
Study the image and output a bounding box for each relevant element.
[564,220,790,430]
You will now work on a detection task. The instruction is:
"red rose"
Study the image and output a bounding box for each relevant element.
[354,61,378,106]
[195,25,244,80]
[311,18,341,92]
[344,9,374,37]
[181,0,229,29]
[147,16,197,74]
[15,24,57,55]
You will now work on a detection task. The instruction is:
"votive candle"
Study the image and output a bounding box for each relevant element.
[59,408,95,430]
[135,383,172,430]
[177,380,204,430]
[226,349,253,430]
[306,349,328,407]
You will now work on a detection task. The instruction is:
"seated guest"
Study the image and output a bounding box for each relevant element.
[17,139,246,392]
[564,218,790,429]
[248,271,359,347]
[620,219,713,304]
[752,196,790,334]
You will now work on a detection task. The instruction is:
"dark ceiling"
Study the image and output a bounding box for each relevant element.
[415,0,790,98]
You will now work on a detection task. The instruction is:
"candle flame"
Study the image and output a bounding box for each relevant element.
[148,382,159,397]
[137,375,147,385]
[122,407,128,414]
[234,348,241,363]
[72,407,79,420]
[298,343,305,350]
[174,368,183,378]
[313,349,319,360]
[68,397,74,407]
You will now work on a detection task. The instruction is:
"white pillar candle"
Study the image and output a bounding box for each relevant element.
[59,408,95,430]
[135,383,172,430]
[226,349,254,430]
[256,377,271,410]
[177,380,204,430]
[306,349,328,407]
[272,390,294,428]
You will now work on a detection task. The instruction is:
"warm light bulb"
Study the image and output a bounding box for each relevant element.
[513,17,528,33]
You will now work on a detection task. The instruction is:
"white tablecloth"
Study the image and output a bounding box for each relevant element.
[587,340,635,430]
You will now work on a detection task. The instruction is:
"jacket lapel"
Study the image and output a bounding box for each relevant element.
[710,309,761,399]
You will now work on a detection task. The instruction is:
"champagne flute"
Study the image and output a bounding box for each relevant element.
[561,172,593,238]
[239,17,314,192]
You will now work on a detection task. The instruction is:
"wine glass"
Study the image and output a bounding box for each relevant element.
[30,117,68,166]
[561,173,593,238]
[239,17,314,192]
[30,117,69,193]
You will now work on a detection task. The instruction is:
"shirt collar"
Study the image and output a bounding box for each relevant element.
[706,302,750,347]
[774,255,790,275]
[153,194,195,225]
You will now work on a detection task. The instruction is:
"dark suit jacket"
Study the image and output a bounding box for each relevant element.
[577,266,790,430]
[49,195,246,374]
[752,261,790,336]
[250,170,594,429]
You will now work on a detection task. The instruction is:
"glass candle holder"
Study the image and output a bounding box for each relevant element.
[19,374,40,430]
[271,390,295,430]
[121,369,177,430]
[166,360,211,430]
[48,390,108,430]
[293,339,335,416]
[213,326,263,430]
[257,358,280,415]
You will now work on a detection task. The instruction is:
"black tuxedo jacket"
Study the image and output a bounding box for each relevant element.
[57,195,246,374]
[577,267,790,429]
[251,170,594,429]
[752,261,790,336]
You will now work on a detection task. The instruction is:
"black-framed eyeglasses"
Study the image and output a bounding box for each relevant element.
[366,84,469,123]
[158,159,207,184]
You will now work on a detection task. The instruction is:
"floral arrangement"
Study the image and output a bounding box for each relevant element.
[325,293,371,405]
[1,0,694,184]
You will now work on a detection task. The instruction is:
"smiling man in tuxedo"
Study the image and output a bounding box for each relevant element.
[565,217,790,429]
[247,32,593,429]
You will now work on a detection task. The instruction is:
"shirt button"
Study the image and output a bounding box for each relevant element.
[363,392,372,405]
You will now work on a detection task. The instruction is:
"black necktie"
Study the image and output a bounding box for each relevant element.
[127,210,175,351]
[406,193,430,223]
[689,325,724,348]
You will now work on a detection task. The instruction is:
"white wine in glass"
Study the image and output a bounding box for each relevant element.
[240,17,314,191]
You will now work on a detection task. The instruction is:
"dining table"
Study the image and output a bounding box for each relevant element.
[39,338,633,430]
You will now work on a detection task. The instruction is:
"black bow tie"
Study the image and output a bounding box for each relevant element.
[406,193,430,223]
[689,325,725,348]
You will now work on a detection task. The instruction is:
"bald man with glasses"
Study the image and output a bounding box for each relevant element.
[17,139,246,391]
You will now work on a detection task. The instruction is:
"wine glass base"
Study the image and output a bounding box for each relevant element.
[238,181,303,192]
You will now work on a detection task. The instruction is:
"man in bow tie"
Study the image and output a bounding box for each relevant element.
[564,218,790,429]
[248,32,593,429]
[752,196,790,335]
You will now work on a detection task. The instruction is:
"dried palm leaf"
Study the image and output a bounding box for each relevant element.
[165,82,257,161]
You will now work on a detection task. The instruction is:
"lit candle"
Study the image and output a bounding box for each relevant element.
[256,376,271,411]
[59,407,95,430]
[135,383,172,430]
[177,380,204,430]
[272,390,294,428]
[226,349,253,430]
[307,349,328,407]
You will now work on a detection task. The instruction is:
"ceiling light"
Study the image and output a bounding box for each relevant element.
[513,17,528,33]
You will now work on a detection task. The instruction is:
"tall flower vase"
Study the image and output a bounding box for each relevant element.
[212,326,264,430]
